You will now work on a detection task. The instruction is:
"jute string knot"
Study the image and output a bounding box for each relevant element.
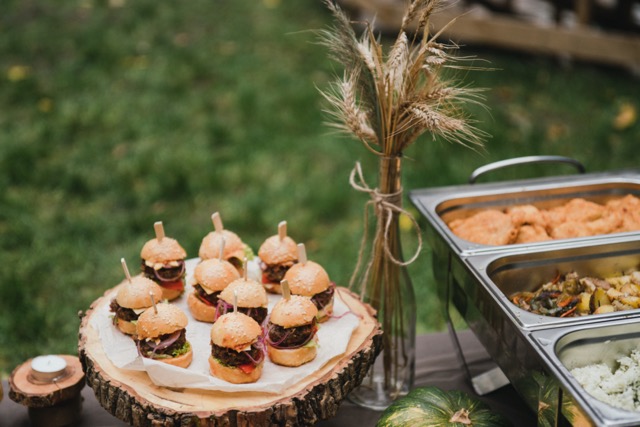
[348,161,423,293]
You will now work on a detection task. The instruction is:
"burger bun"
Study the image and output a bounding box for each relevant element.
[270,295,318,328]
[209,356,263,384]
[136,303,189,340]
[159,285,184,301]
[284,261,330,297]
[219,279,267,309]
[199,230,246,262]
[258,235,297,265]
[187,292,218,323]
[158,347,193,369]
[210,312,262,350]
[141,237,186,264]
[115,318,138,336]
[267,336,318,367]
[193,258,240,293]
[115,276,163,309]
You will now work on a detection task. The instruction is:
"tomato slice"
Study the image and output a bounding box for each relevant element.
[238,363,256,374]
[160,280,184,292]
[196,293,215,306]
[261,273,271,285]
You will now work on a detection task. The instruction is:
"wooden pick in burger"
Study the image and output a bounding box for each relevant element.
[218,236,226,261]
[149,291,158,314]
[278,221,287,241]
[212,212,224,233]
[121,258,132,284]
[154,221,165,242]
[297,243,308,265]
[281,279,291,301]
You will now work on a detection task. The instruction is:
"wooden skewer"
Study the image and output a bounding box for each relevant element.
[297,243,307,265]
[219,236,226,261]
[278,221,287,241]
[233,290,238,313]
[150,292,158,314]
[211,212,223,233]
[281,279,291,301]
[154,221,165,242]
[121,258,132,283]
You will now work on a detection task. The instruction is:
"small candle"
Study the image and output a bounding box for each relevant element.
[30,355,67,383]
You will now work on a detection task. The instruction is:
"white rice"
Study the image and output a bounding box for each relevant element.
[570,349,640,412]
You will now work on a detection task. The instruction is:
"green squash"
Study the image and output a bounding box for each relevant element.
[376,386,511,427]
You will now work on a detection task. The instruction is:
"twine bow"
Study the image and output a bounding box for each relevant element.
[348,161,423,293]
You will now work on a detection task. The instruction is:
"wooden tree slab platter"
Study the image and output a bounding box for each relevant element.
[9,355,85,427]
[9,355,85,408]
[78,286,382,427]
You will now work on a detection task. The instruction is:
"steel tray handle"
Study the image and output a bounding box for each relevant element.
[468,155,586,184]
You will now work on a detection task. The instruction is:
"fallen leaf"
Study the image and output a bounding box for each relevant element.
[613,102,637,130]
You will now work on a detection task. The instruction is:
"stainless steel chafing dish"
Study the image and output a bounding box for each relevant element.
[409,157,640,426]
[533,318,640,427]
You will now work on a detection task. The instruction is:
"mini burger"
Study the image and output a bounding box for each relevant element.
[283,253,335,323]
[135,302,192,368]
[109,275,164,336]
[199,213,250,274]
[258,221,298,294]
[266,294,319,367]
[187,258,240,322]
[217,278,269,325]
[209,311,265,384]
[140,222,187,301]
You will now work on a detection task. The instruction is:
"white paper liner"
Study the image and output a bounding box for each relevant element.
[91,258,360,394]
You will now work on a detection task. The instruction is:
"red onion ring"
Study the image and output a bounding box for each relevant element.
[214,300,233,321]
[312,282,336,309]
[265,323,317,349]
[153,261,186,282]
[242,345,265,366]
[146,330,182,351]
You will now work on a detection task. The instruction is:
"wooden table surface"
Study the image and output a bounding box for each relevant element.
[0,330,535,426]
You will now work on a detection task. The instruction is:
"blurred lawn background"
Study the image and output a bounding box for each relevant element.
[1,0,639,375]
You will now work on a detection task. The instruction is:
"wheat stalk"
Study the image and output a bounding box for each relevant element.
[318,0,488,156]
[318,0,489,402]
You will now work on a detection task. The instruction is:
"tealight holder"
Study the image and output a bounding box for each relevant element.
[9,354,85,427]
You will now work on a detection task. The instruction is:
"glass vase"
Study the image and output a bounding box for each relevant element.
[348,155,417,410]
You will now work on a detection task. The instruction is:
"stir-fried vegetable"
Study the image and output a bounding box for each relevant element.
[510,270,640,317]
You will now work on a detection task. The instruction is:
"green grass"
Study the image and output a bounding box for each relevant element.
[0,0,639,375]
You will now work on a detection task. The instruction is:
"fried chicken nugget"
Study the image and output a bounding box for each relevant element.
[514,224,552,244]
[506,204,547,228]
[606,194,640,232]
[544,198,605,229]
[549,201,622,239]
[449,209,517,245]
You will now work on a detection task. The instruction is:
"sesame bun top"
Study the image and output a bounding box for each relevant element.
[283,261,330,297]
[219,278,268,308]
[141,237,187,264]
[210,311,262,351]
[270,295,318,328]
[258,235,298,265]
[198,230,246,261]
[136,303,188,340]
[193,258,240,293]
[116,276,164,309]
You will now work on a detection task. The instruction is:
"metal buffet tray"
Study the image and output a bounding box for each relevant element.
[409,158,640,426]
[533,318,640,426]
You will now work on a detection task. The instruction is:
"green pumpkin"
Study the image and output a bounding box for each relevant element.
[376,386,511,427]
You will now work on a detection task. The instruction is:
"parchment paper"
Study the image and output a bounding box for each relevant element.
[91,258,360,394]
